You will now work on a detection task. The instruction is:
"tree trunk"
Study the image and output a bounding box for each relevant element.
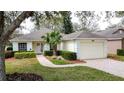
[0,42,6,80]
[53,45,57,56]
[0,11,6,80]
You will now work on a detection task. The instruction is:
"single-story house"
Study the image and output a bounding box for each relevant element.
[10,28,107,59]
[94,27,124,54]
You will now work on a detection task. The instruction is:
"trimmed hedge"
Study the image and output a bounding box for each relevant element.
[44,50,53,56]
[44,50,61,56]
[14,51,36,59]
[44,50,77,60]
[5,51,14,58]
[61,51,77,60]
[117,49,124,56]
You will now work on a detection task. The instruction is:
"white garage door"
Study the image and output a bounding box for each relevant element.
[79,42,104,59]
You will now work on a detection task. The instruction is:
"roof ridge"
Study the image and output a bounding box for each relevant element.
[74,31,83,39]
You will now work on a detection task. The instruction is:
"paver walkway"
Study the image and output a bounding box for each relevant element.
[36,55,124,78]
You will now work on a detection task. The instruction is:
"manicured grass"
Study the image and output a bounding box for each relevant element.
[6,58,124,81]
[108,54,124,61]
[51,59,72,65]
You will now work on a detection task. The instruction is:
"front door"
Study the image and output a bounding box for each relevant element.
[35,43,41,54]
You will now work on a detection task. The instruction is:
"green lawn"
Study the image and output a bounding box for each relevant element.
[5,58,124,81]
[51,59,72,65]
[108,54,124,61]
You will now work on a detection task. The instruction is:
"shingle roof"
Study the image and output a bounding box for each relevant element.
[10,29,106,42]
[94,27,124,39]
[10,28,53,42]
[62,31,106,40]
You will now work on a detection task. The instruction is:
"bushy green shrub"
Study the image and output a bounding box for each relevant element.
[5,51,14,58]
[44,50,77,60]
[44,50,53,56]
[61,51,77,60]
[6,46,13,51]
[14,51,36,59]
[117,49,124,56]
[44,50,62,56]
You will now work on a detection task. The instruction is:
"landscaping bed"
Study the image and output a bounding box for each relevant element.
[5,57,16,62]
[108,54,124,61]
[6,73,43,81]
[51,59,72,65]
[46,56,85,65]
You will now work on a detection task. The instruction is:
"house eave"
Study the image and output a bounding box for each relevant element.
[10,40,43,42]
[62,38,107,41]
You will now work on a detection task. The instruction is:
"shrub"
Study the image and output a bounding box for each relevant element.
[44,50,61,56]
[5,51,14,58]
[44,50,77,60]
[44,50,53,56]
[117,49,124,56]
[61,51,77,60]
[6,46,13,51]
[14,51,36,59]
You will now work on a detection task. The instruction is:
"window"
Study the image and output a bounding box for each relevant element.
[18,43,27,51]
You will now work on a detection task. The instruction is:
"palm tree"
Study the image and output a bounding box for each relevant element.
[41,30,62,56]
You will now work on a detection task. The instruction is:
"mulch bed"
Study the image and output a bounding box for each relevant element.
[6,73,43,81]
[5,57,16,62]
[68,59,86,64]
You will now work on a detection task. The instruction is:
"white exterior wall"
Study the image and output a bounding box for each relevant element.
[12,41,33,51]
[43,44,50,51]
[27,42,33,51]
[12,42,18,51]
[62,40,77,52]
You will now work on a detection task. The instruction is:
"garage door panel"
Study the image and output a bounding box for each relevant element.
[80,42,104,59]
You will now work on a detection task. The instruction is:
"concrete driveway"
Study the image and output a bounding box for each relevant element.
[84,58,124,78]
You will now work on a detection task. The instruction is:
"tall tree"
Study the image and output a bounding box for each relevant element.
[75,11,101,31]
[31,11,63,32]
[76,11,117,31]
[0,11,33,80]
[0,11,64,80]
[60,11,73,34]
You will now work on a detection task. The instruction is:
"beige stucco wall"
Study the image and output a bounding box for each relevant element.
[107,40,122,54]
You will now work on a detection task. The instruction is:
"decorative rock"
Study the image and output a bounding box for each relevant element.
[57,56,65,60]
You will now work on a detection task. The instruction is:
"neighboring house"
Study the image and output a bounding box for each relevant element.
[10,28,107,59]
[94,27,124,54]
